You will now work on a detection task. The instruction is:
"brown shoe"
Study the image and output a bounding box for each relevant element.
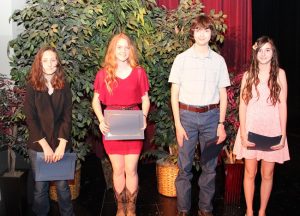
[114,188,126,216]
[198,209,213,216]
[126,187,138,216]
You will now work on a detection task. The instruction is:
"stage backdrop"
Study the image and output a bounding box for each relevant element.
[157,0,252,72]
[156,0,179,9]
[252,0,300,131]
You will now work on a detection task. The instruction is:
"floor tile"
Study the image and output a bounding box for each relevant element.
[1,133,299,216]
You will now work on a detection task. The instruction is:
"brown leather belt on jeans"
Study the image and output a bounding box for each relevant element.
[179,102,219,113]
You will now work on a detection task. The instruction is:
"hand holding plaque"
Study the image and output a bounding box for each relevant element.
[247,132,282,151]
[35,152,76,181]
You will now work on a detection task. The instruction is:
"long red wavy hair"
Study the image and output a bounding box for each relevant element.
[28,46,65,91]
[102,33,138,93]
[242,36,281,105]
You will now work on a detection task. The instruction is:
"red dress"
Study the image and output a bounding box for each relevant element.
[93,66,150,154]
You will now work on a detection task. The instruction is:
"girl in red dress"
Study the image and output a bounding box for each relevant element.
[92,33,150,216]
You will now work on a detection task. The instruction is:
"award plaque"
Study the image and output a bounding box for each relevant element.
[35,152,76,181]
[247,132,282,151]
[104,110,144,140]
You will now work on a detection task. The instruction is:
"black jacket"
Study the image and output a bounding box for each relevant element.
[24,82,72,152]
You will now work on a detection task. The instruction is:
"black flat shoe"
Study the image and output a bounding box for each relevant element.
[177,211,189,216]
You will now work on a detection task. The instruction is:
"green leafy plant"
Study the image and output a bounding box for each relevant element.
[223,72,243,164]
[8,0,227,166]
[8,0,157,162]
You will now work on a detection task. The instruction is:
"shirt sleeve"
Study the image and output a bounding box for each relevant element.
[168,54,182,84]
[93,69,108,103]
[23,84,45,142]
[137,67,150,97]
[218,57,231,88]
[57,82,72,141]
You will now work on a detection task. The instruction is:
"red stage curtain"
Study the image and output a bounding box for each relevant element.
[156,0,252,72]
[201,0,252,72]
[156,0,179,9]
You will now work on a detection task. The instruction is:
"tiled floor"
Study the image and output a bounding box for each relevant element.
[1,133,299,216]
[86,132,300,216]
[77,132,300,216]
[99,164,237,216]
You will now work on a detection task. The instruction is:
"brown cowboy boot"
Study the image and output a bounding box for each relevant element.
[114,188,126,216]
[126,187,138,216]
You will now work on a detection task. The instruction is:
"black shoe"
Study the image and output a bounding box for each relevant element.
[198,209,214,216]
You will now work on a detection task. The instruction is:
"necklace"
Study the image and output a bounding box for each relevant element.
[43,71,56,75]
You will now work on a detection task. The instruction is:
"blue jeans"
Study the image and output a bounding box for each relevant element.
[28,149,74,216]
[175,108,220,212]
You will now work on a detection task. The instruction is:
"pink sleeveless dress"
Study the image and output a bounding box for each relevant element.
[233,81,290,163]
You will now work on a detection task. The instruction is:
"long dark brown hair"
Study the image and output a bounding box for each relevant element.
[28,46,65,91]
[242,36,281,105]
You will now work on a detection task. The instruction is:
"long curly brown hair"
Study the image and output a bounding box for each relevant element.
[102,33,138,93]
[28,46,65,91]
[242,36,281,105]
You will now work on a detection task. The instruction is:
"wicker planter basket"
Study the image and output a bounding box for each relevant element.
[49,165,81,201]
[156,159,179,197]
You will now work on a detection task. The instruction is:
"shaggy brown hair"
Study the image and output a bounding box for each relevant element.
[189,15,217,42]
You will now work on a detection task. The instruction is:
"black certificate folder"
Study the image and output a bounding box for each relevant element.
[247,132,282,151]
[35,152,76,181]
[104,110,144,140]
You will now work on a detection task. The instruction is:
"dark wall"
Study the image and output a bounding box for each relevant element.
[253,0,300,132]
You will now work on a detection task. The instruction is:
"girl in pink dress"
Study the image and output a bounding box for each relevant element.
[233,36,289,216]
[92,33,150,216]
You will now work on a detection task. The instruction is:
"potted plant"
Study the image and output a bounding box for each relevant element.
[0,74,28,215]
[222,71,244,204]
[0,74,27,175]
[223,72,244,164]
[154,143,179,197]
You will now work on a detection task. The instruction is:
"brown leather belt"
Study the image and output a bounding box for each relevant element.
[106,104,138,110]
[179,102,219,113]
